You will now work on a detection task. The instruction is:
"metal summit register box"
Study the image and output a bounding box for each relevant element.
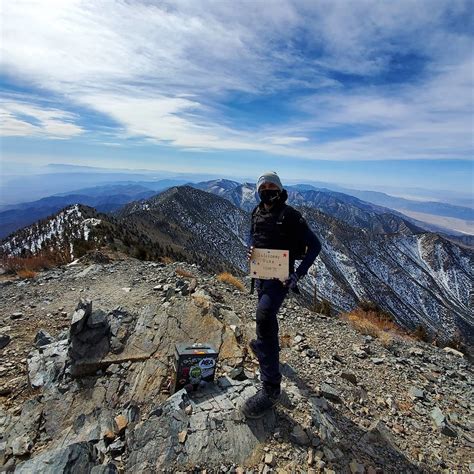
[171,342,219,393]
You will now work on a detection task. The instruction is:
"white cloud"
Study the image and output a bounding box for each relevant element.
[0,0,472,159]
[0,101,84,138]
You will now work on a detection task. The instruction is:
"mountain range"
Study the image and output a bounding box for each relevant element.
[1,185,472,349]
[1,178,472,242]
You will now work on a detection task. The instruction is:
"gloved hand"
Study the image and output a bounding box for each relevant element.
[283,272,300,289]
[247,246,254,262]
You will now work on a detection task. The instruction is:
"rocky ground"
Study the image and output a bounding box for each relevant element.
[0,254,472,473]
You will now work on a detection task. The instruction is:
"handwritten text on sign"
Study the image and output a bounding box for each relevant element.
[249,248,289,281]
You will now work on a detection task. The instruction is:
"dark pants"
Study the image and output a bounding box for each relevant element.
[253,278,289,389]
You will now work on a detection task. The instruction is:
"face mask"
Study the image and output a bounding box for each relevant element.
[258,189,280,204]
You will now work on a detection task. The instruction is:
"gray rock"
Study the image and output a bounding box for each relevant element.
[340,371,358,385]
[27,339,68,388]
[34,329,54,348]
[0,334,11,349]
[311,402,342,447]
[431,407,457,437]
[10,312,23,320]
[15,442,98,473]
[409,386,425,400]
[362,419,398,449]
[126,380,276,470]
[87,309,108,329]
[108,438,125,454]
[228,366,246,381]
[91,463,119,474]
[320,382,342,403]
[290,425,311,446]
[12,434,33,456]
[70,299,92,335]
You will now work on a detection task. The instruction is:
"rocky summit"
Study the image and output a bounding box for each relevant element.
[0,257,472,473]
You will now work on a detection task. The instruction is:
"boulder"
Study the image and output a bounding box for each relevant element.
[34,329,54,348]
[126,377,276,470]
[27,340,68,388]
[15,442,98,473]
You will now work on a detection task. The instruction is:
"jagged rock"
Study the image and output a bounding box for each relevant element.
[264,453,275,466]
[311,401,342,447]
[290,425,310,446]
[108,438,125,454]
[228,366,246,380]
[126,378,276,470]
[68,300,112,375]
[362,419,398,450]
[27,339,68,388]
[11,434,33,456]
[4,399,43,459]
[15,442,98,473]
[90,463,119,473]
[87,309,108,329]
[0,334,11,349]
[34,329,54,348]
[320,382,342,403]
[125,405,140,423]
[431,407,457,437]
[70,299,92,335]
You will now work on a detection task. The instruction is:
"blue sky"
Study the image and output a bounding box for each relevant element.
[1,0,473,197]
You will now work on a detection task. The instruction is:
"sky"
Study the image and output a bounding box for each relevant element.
[1,0,473,198]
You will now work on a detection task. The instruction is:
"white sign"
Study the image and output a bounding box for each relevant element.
[249,248,289,281]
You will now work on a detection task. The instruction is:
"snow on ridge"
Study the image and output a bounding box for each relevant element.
[1,206,102,256]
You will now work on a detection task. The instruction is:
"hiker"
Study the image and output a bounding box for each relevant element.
[241,171,322,419]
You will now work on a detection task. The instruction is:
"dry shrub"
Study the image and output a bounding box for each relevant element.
[398,399,413,413]
[341,304,406,345]
[217,272,245,292]
[412,325,430,342]
[16,269,37,279]
[175,267,194,278]
[1,253,66,276]
[160,256,174,265]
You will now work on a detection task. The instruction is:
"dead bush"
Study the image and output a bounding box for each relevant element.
[217,272,245,292]
[341,305,406,346]
[175,267,194,278]
[1,253,66,276]
[16,269,37,279]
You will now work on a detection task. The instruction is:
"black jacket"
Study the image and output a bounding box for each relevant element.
[249,192,321,278]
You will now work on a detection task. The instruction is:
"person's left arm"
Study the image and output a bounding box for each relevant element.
[295,223,321,279]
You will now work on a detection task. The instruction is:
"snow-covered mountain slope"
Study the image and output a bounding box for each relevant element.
[298,207,473,345]
[117,186,250,273]
[119,186,472,344]
[194,180,425,235]
[0,205,109,259]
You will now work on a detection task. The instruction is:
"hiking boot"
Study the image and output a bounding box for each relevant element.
[240,385,281,419]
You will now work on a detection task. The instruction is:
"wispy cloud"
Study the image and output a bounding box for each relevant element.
[0,100,83,138]
[1,0,472,160]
